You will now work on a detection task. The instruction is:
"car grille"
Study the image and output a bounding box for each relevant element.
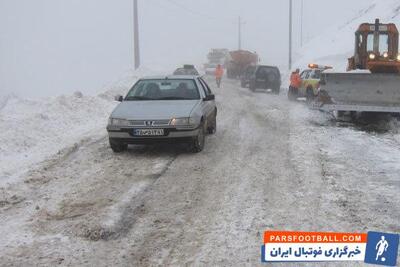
[129,119,171,127]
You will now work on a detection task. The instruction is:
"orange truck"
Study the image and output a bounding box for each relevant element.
[226,50,259,79]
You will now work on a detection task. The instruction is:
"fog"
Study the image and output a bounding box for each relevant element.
[0,0,373,97]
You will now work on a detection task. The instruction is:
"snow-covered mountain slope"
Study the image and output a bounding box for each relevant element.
[294,0,400,70]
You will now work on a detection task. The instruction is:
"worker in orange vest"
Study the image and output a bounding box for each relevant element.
[215,64,224,88]
[288,68,302,101]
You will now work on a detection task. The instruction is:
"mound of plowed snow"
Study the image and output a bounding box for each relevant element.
[0,70,141,186]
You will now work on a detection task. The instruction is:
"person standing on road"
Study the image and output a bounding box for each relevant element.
[215,64,224,88]
[288,68,302,101]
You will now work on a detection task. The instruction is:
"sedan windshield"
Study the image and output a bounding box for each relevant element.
[126,79,200,101]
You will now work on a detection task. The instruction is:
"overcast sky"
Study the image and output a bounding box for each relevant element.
[0,0,374,97]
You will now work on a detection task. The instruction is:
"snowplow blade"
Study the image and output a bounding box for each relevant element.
[318,72,400,113]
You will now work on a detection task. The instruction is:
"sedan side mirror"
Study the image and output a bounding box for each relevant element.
[203,94,215,101]
[115,95,123,102]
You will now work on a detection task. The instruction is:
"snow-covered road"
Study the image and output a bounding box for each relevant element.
[0,78,399,266]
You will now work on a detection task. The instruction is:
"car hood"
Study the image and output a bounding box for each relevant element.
[111,100,200,120]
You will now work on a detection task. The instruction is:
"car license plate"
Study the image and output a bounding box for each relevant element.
[133,129,164,136]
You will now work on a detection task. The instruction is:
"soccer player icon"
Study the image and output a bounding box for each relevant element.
[375,235,389,261]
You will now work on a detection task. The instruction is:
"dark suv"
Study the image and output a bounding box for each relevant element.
[241,65,281,94]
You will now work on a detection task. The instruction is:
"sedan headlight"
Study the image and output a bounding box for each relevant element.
[397,54,400,61]
[369,53,376,60]
[170,117,196,126]
[110,118,130,126]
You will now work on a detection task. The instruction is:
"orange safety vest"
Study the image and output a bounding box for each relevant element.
[290,72,302,88]
[215,67,224,78]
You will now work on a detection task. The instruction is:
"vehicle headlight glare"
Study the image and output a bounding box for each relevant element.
[397,54,400,61]
[170,117,196,126]
[369,53,376,60]
[383,52,389,58]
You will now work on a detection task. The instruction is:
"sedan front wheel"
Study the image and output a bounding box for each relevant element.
[109,138,128,153]
[191,123,205,153]
[207,112,217,134]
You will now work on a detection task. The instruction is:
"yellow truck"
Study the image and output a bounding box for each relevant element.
[299,64,331,102]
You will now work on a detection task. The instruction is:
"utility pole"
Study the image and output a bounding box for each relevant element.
[133,0,140,69]
[288,0,293,70]
[237,16,246,50]
[238,16,242,50]
[300,0,304,47]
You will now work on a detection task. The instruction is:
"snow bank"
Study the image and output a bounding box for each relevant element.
[0,94,115,184]
[294,0,400,71]
[0,68,154,186]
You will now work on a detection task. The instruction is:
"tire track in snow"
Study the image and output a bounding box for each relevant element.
[83,154,178,241]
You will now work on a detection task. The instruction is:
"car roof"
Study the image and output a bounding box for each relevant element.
[140,75,200,80]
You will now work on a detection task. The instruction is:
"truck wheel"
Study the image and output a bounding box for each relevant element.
[191,123,206,153]
[109,138,127,153]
